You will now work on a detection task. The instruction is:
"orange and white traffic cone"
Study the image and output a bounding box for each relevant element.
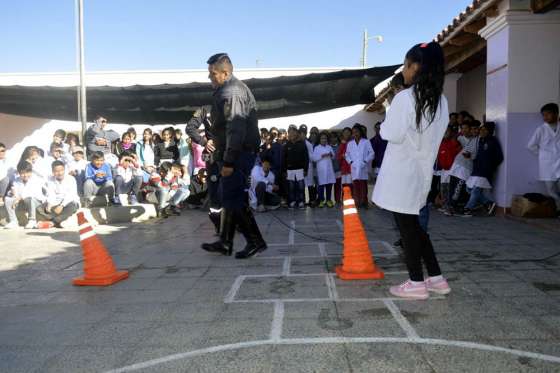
[335,186,384,280]
[72,211,129,286]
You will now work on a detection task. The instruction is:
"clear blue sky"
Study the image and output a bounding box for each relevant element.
[0,0,473,72]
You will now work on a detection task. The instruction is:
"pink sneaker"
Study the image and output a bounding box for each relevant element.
[425,277,451,295]
[389,280,429,300]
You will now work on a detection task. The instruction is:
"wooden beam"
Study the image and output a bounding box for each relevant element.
[531,0,560,13]
[444,45,463,57]
[464,18,486,34]
[448,33,477,47]
[445,40,486,72]
[482,6,499,18]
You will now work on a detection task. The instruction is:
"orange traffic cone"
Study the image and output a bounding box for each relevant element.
[335,186,384,280]
[73,211,129,286]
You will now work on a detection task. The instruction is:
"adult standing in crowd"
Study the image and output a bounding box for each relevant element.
[372,42,451,300]
[196,53,265,259]
[84,115,120,165]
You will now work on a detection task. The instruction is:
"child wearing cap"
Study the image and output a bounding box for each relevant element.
[67,146,88,196]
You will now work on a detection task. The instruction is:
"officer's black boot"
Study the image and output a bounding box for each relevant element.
[235,208,267,259]
[201,209,235,256]
[208,209,221,235]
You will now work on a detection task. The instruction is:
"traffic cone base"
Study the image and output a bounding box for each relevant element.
[335,265,384,280]
[73,270,129,286]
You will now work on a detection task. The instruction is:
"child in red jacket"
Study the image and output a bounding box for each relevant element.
[437,126,462,210]
[335,127,353,203]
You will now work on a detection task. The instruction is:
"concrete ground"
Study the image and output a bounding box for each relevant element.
[0,206,559,372]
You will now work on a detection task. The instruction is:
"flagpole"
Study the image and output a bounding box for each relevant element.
[76,0,87,141]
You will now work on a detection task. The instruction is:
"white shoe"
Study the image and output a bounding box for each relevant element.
[265,204,280,211]
[257,205,266,213]
[298,202,306,209]
[25,220,37,229]
[119,194,129,206]
[4,221,20,229]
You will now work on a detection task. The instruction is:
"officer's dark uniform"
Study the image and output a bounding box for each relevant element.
[195,64,266,258]
[185,108,222,233]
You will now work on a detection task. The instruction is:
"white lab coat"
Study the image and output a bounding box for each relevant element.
[249,165,276,208]
[527,123,560,181]
[372,87,449,215]
[312,144,336,185]
[304,140,315,187]
[345,139,374,181]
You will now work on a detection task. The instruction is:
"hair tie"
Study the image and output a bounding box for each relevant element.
[420,43,429,48]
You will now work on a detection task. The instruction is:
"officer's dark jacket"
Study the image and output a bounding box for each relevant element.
[185,76,260,167]
[213,76,260,166]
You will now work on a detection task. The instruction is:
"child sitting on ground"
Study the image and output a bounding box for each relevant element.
[186,168,208,208]
[67,146,88,196]
[114,151,143,205]
[84,151,115,207]
[250,157,280,212]
[47,142,67,166]
[38,160,80,228]
[114,131,136,158]
[3,160,46,229]
[150,161,181,218]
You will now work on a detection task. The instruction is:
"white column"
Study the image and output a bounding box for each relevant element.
[479,10,560,208]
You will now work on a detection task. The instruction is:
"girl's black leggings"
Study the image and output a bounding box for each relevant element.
[393,212,442,281]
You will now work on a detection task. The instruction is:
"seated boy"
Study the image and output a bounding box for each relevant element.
[114,151,143,205]
[186,168,208,208]
[67,146,87,196]
[83,151,115,207]
[3,160,46,229]
[38,160,79,228]
[47,142,67,166]
[250,157,280,212]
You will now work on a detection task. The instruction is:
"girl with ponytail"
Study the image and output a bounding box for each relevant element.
[372,42,451,299]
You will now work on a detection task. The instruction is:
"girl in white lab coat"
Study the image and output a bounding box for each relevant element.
[372,42,450,300]
[345,124,374,208]
[527,103,560,211]
[312,132,336,208]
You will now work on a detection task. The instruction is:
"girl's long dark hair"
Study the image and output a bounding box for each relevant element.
[405,42,445,130]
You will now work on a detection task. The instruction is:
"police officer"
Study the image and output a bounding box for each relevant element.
[196,53,266,259]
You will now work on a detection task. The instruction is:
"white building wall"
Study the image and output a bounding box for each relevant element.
[456,63,487,120]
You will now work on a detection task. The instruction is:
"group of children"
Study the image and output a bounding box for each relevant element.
[1,102,558,228]
[433,103,560,217]
[0,124,209,228]
[434,112,504,217]
[251,123,376,212]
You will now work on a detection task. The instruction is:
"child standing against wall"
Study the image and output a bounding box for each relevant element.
[313,132,336,208]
